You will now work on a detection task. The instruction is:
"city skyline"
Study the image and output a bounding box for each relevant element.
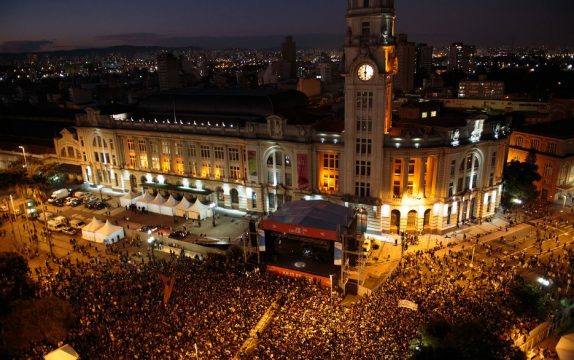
[1,0,573,53]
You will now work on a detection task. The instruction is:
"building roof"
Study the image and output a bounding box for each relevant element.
[259,200,354,241]
[138,88,309,118]
[515,120,574,140]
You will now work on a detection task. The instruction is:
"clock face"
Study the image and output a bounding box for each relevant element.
[357,64,374,81]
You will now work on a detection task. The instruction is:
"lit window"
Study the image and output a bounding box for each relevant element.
[421,112,428,118]
[431,111,437,117]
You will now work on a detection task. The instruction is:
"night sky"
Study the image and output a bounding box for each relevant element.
[0,0,573,52]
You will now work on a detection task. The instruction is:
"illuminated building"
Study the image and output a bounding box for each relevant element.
[448,42,476,75]
[54,0,509,235]
[458,76,504,100]
[507,121,574,204]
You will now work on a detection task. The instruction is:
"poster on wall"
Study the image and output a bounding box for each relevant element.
[257,229,266,251]
[297,153,310,190]
[334,242,342,265]
[247,150,257,179]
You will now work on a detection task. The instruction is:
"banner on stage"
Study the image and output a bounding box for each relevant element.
[334,242,342,265]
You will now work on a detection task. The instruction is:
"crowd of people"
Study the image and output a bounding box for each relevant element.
[16,215,573,359]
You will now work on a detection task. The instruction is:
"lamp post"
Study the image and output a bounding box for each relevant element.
[147,230,155,261]
[329,274,334,307]
[18,146,27,170]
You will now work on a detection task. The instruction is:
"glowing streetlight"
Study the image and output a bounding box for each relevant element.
[18,146,27,169]
[147,230,155,260]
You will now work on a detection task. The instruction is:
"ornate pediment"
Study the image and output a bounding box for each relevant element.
[267,116,285,139]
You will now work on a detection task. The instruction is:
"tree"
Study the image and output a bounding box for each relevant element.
[0,253,35,314]
[502,160,541,208]
[414,318,525,360]
[0,296,75,355]
[510,277,551,320]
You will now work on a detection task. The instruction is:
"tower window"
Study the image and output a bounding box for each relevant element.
[362,22,370,37]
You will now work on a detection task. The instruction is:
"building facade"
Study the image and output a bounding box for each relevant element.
[54,0,509,235]
[416,43,433,77]
[157,53,182,91]
[507,121,574,204]
[393,33,416,92]
[458,78,504,100]
[448,42,476,75]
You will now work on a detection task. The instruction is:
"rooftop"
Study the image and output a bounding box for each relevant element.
[515,120,574,139]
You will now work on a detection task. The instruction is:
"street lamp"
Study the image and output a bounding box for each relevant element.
[329,274,334,307]
[147,230,155,260]
[210,203,216,227]
[18,146,27,169]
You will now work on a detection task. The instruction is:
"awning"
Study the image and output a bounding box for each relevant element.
[142,182,213,196]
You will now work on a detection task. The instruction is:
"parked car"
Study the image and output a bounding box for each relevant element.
[52,198,66,207]
[61,227,78,236]
[169,230,188,240]
[68,198,82,207]
[47,221,66,232]
[69,219,86,229]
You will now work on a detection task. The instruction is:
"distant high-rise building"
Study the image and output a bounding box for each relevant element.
[416,43,433,76]
[281,36,297,79]
[316,53,338,83]
[448,42,476,75]
[394,34,416,92]
[157,53,182,91]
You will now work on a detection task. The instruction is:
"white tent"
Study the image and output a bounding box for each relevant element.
[189,199,212,220]
[160,195,180,216]
[174,197,192,217]
[81,217,104,241]
[119,191,142,207]
[148,193,166,214]
[136,192,155,210]
[95,220,125,244]
[557,333,574,360]
[44,344,79,360]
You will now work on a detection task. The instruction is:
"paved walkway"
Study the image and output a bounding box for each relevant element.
[235,298,282,358]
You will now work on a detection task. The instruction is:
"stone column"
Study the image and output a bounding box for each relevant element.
[418,156,427,198]
[402,157,409,196]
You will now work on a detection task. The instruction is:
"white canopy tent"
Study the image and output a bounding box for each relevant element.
[81,217,104,241]
[189,199,212,220]
[148,193,166,214]
[119,191,142,207]
[136,192,155,210]
[94,220,125,244]
[160,195,180,216]
[557,333,574,360]
[174,197,192,217]
[44,344,79,360]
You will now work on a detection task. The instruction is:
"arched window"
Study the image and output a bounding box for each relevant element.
[266,150,293,187]
[457,153,480,192]
[60,148,67,157]
[230,189,239,204]
[93,135,107,149]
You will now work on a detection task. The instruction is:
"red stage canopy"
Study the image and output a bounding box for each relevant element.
[260,200,354,241]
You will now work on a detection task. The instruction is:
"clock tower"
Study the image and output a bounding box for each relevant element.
[342,0,397,205]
